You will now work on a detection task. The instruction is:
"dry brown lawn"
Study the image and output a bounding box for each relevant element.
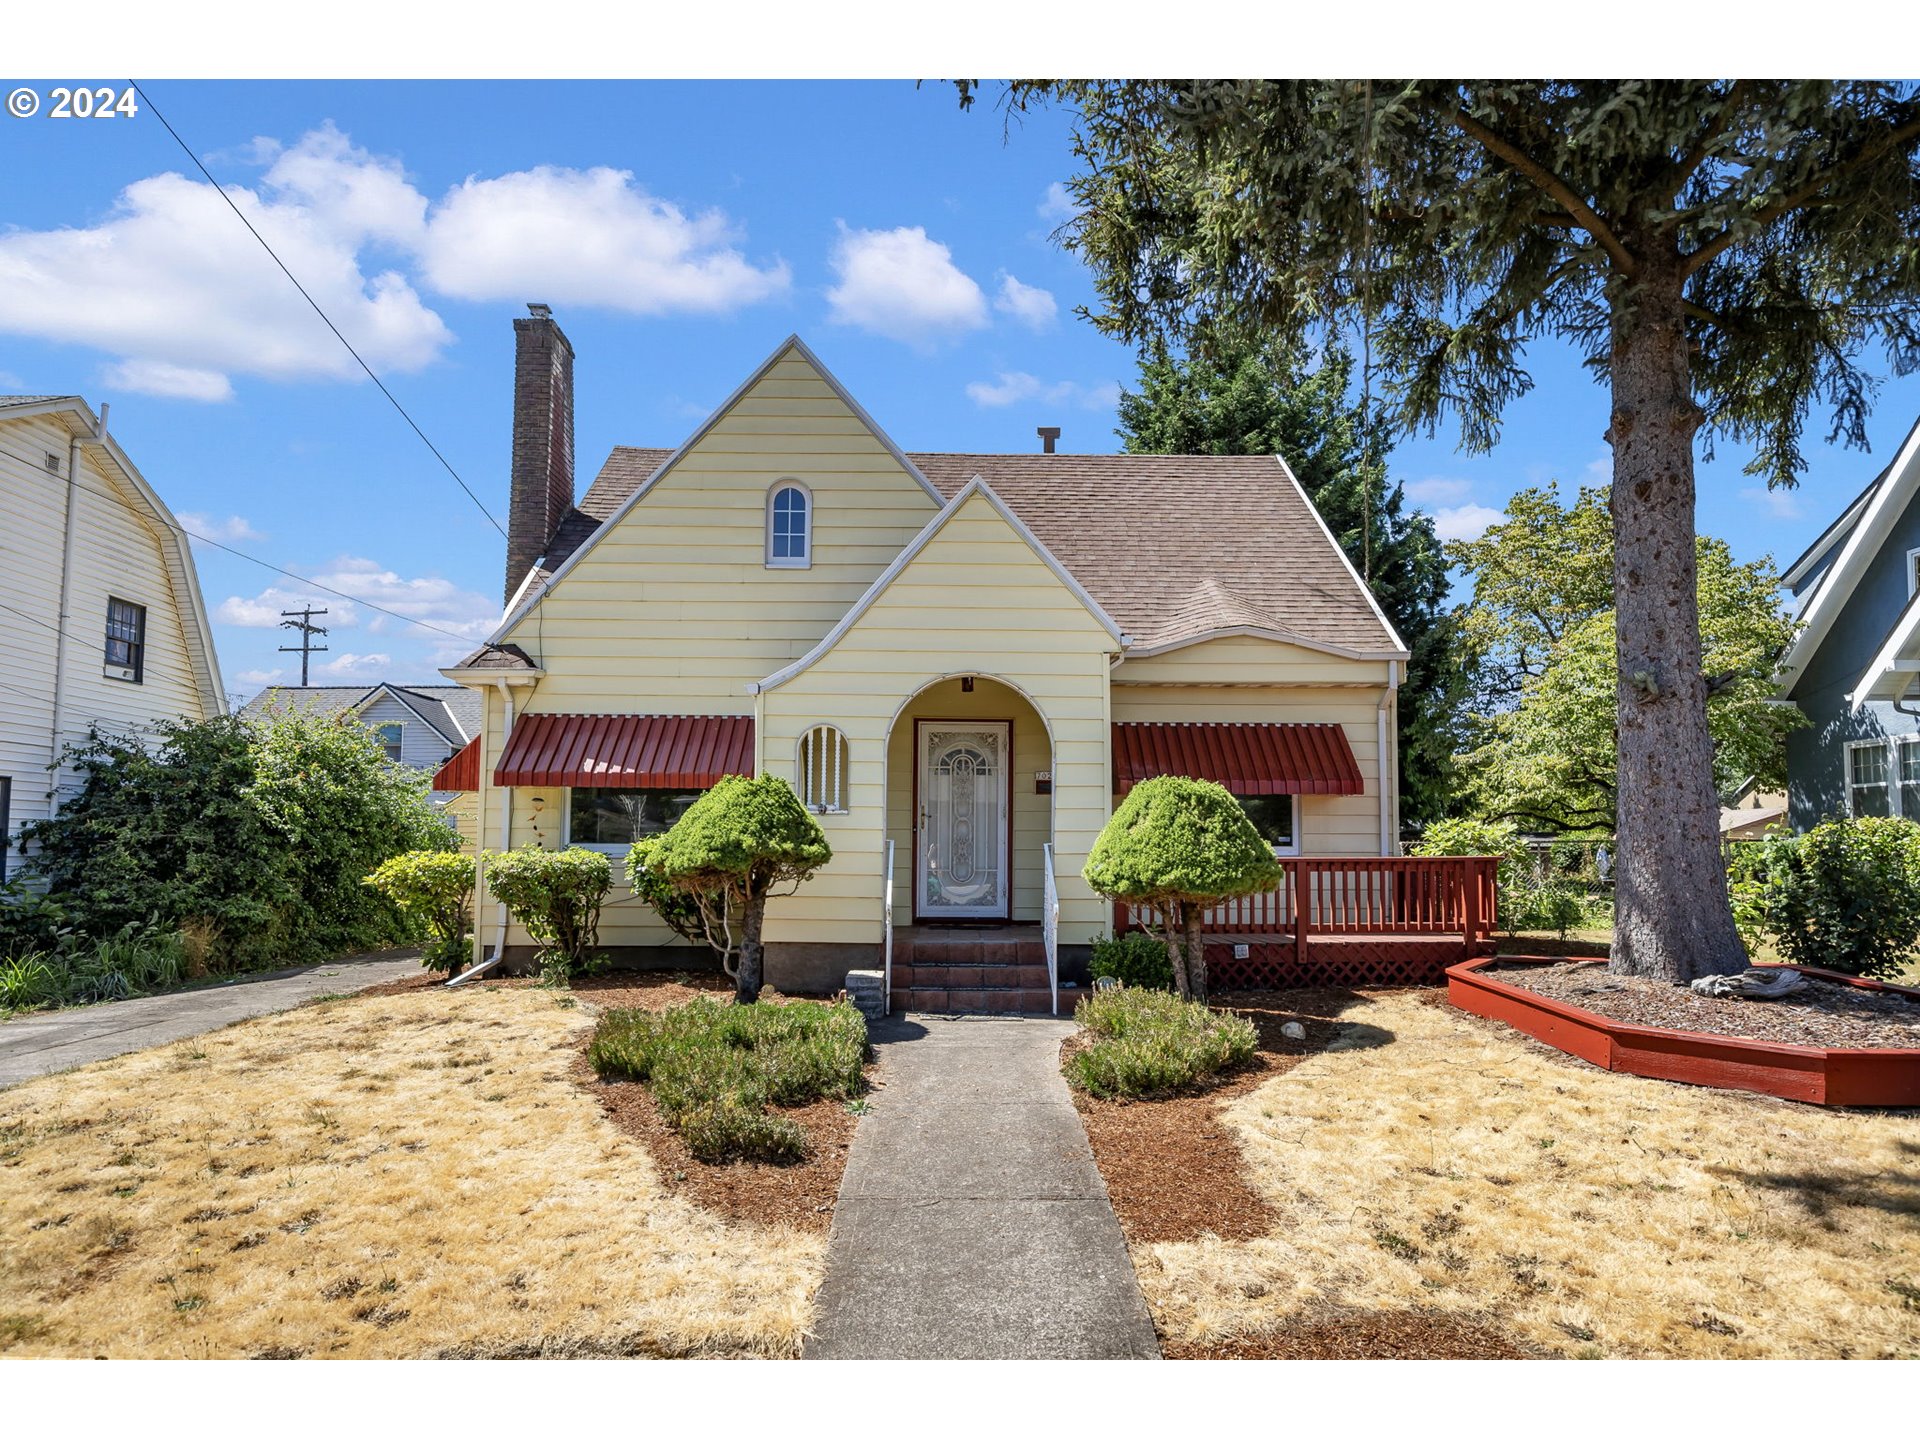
[1135,990,1920,1359]
[0,985,822,1358]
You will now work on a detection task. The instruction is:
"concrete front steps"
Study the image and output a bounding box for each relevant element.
[888,925,1067,1015]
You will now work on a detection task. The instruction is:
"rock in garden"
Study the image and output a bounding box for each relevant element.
[1280,1021,1307,1040]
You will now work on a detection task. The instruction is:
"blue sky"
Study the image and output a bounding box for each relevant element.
[4,79,1917,700]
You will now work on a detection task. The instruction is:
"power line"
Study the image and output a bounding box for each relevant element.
[127,79,509,541]
[278,606,329,686]
[0,445,503,657]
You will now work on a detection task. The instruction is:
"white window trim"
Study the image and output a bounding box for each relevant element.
[797,724,850,814]
[374,720,405,763]
[1908,547,1920,597]
[765,479,813,570]
[1273,795,1303,859]
[1844,735,1920,818]
[561,787,630,855]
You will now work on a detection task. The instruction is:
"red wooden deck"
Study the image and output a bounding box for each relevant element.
[1115,855,1501,989]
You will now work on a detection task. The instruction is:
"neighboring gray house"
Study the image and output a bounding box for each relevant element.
[239,684,481,801]
[1777,416,1920,828]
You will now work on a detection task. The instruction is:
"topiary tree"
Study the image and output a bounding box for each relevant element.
[1754,817,1920,979]
[645,774,832,1004]
[1083,776,1282,1003]
[482,846,611,985]
[364,851,475,973]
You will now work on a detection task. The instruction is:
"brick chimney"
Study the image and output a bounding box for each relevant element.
[506,303,576,603]
[1037,426,1061,454]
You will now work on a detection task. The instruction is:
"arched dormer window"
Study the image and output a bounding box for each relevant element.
[766,481,812,568]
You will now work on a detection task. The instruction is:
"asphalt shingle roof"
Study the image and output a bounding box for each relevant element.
[538,446,1401,656]
[240,684,482,745]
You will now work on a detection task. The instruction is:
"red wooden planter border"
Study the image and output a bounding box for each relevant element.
[1445,955,1920,1107]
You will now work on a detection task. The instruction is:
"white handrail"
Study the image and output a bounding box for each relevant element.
[882,837,895,1017]
[1042,840,1059,1016]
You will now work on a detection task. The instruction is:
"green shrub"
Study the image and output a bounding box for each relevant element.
[1505,881,1585,938]
[482,846,611,984]
[1082,776,1281,1002]
[1413,817,1586,935]
[18,709,448,974]
[623,836,716,957]
[1065,987,1257,1099]
[0,923,185,1014]
[645,775,832,1003]
[588,997,868,1163]
[364,851,475,972]
[1088,931,1176,991]
[1752,817,1920,978]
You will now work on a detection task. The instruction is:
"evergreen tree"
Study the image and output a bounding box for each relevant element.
[1115,337,1468,830]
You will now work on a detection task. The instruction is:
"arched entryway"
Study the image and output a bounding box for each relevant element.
[884,673,1055,925]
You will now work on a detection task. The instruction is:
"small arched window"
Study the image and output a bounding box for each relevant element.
[766,481,812,568]
[798,724,850,813]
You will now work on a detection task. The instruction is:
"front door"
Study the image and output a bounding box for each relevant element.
[915,720,1011,921]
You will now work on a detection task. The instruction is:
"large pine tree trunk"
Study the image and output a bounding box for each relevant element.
[1606,258,1748,983]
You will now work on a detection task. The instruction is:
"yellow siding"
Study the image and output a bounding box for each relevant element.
[761,489,1122,945]
[1112,635,1393,858]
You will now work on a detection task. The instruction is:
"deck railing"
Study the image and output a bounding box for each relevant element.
[882,837,895,1016]
[1117,855,1500,957]
[1042,840,1060,1016]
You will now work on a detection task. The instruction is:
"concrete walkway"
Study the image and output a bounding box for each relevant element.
[0,950,424,1089]
[804,1014,1161,1360]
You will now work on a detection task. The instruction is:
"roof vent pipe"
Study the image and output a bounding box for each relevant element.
[1037,426,1060,455]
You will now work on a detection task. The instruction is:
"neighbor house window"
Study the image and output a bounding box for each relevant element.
[766,481,811,568]
[1908,547,1920,597]
[1234,793,1300,856]
[374,723,404,763]
[797,725,850,813]
[1849,740,1895,816]
[567,787,704,850]
[104,598,145,682]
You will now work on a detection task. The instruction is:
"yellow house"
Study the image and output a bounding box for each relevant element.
[437,310,1490,1010]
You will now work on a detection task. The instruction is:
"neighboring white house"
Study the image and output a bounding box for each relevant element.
[0,395,226,882]
[237,683,482,802]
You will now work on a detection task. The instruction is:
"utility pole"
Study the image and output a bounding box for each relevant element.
[278,606,329,686]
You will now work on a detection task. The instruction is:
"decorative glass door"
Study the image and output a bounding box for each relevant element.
[916,721,1010,920]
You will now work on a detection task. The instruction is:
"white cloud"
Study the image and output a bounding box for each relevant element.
[1038,182,1078,222]
[1433,503,1506,542]
[0,370,25,389]
[234,666,286,687]
[1403,476,1473,506]
[0,124,788,395]
[964,371,1120,412]
[215,586,354,628]
[1584,454,1613,484]
[993,273,1057,331]
[1740,485,1803,520]
[825,223,987,348]
[420,166,789,314]
[178,512,265,544]
[318,651,392,680]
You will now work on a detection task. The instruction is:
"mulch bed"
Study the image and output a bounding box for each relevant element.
[1069,989,1382,1245]
[1162,1307,1540,1360]
[1493,961,1920,1049]
[350,968,862,1234]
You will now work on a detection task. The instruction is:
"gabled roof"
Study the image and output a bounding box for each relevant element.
[0,395,226,717]
[240,683,481,746]
[751,477,1129,694]
[1779,414,1920,696]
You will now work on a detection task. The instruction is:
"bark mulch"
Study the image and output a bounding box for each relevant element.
[1069,989,1380,1246]
[1493,960,1920,1049]
[564,973,861,1236]
[1162,1307,1540,1360]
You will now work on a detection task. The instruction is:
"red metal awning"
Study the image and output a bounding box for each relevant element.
[432,736,480,790]
[1111,721,1364,796]
[493,712,755,788]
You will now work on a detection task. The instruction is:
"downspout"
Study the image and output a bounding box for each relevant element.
[449,679,518,987]
[46,408,100,808]
[1377,660,1398,857]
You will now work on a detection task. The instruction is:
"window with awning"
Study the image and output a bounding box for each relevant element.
[492,713,755,788]
[1110,721,1364,796]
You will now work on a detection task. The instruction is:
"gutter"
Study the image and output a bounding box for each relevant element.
[449,677,523,986]
[1377,659,1398,857]
[47,405,104,807]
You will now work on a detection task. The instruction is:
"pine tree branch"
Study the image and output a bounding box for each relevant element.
[1436,104,1638,276]
[1658,81,1751,201]
[1683,111,1920,276]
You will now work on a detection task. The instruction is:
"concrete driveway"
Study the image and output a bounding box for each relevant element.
[0,950,426,1089]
